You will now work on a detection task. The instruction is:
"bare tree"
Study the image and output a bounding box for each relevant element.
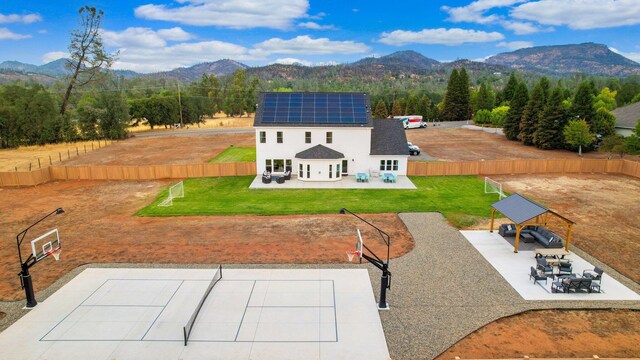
[60,6,116,115]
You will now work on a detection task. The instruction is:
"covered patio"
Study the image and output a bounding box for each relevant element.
[249,174,416,189]
[489,193,575,253]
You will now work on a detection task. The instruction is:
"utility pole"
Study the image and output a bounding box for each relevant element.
[177,81,184,128]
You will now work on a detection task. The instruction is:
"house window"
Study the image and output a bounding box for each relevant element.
[273,159,284,172]
[379,159,397,171]
[277,131,283,143]
[329,164,332,179]
[266,159,272,173]
[299,163,303,178]
[326,132,332,144]
[306,164,310,178]
[259,131,266,143]
[305,131,311,143]
[336,164,340,178]
[286,159,292,172]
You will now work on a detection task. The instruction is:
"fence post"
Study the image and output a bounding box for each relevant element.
[92,142,94,150]
[76,147,79,156]
[67,149,70,159]
[49,155,52,165]
[29,163,32,171]
[59,152,62,162]
[38,158,41,169]
[15,166,17,172]
[84,145,87,153]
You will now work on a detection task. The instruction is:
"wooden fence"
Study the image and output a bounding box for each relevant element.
[0,159,639,187]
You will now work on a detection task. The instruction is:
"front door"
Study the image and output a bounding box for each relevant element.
[341,159,348,175]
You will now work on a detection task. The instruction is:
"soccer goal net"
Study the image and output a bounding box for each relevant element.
[484,177,505,199]
[158,181,184,207]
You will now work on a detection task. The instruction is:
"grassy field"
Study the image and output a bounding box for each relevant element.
[129,115,253,133]
[209,146,256,163]
[137,176,501,226]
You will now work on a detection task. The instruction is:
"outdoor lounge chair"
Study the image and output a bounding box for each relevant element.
[283,171,291,180]
[276,176,285,184]
[583,267,604,284]
[498,223,517,237]
[529,266,547,285]
[536,258,553,276]
[262,174,271,184]
[552,277,600,293]
[558,262,573,275]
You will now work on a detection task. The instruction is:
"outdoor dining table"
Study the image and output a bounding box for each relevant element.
[382,173,396,183]
[535,248,570,259]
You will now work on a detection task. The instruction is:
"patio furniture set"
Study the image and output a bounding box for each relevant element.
[499,223,564,248]
[261,170,291,184]
[355,171,397,183]
[529,254,604,293]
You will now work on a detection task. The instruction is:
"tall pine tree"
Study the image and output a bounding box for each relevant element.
[503,82,529,141]
[502,73,519,104]
[440,68,471,121]
[373,99,389,118]
[521,77,549,146]
[571,80,596,123]
[535,88,567,150]
[440,69,459,122]
[458,68,472,120]
[476,82,495,112]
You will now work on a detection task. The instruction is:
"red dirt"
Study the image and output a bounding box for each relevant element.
[61,133,254,166]
[438,310,640,359]
[0,180,413,301]
[407,128,638,161]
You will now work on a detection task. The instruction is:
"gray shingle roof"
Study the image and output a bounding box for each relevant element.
[492,193,548,224]
[295,144,345,159]
[612,101,640,129]
[370,118,410,155]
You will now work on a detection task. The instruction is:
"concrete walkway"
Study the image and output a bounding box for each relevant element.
[249,175,416,189]
[374,213,640,359]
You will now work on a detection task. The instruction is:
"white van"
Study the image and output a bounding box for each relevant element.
[394,115,426,129]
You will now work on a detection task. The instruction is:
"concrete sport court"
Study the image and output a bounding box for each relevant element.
[0,268,389,360]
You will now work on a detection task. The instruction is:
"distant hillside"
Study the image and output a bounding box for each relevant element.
[353,50,440,71]
[144,59,248,82]
[486,42,640,77]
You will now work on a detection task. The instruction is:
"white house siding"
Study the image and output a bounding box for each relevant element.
[297,160,343,182]
[255,127,372,175]
[368,155,409,177]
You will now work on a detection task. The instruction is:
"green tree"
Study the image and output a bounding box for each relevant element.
[440,68,471,121]
[405,94,419,115]
[473,109,492,124]
[503,82,529,140]
[623,120,640,154]
[501,73,519,104]
[521,77,549,146]
[223,69,247,117]
[418,95,433,120]
[571,80,596,123]
[60,6,116,115]
[534,88,567,150]
[195,74,221,116]
[391,99,404,116]
[599,134,625,158]
[593,87,617,111]
[97,91,129,139]
[591,107,616,137]
[372,99,389,118]
[475,82,495,112]
[76,96,101,139]
[563,119,594,156]
[616,82,640,105]
[490,105,509,127]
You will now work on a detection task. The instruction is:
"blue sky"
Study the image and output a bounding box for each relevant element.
[1,0,639,73]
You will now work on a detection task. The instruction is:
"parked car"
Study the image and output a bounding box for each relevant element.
[408,142,421,155]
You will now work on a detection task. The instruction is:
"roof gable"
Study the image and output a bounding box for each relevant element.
[295,144,345,159]
[370,119,410,156]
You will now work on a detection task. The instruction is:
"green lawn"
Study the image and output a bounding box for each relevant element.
[209,146,256,162]
[137,176,501,226]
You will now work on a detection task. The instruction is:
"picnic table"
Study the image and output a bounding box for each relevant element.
[535,248,570,259]
[382,173,396,183]
[356,172,369,182]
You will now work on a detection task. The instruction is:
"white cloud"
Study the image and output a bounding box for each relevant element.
[0,27,30,40]
[135,0,309,29]
[610,47,640,63]
[379,28,504,46]
[42,51,69,63]
[500,20,547,35]
[0,13,42,24]
[298,22,336,30]
[512,0,640,30]
[442,0,525,24]
[37,29,47,34]
[251,35,370,56]
[497,41,533,51]
[112,40,250,73]
[272,58,337,66]
[102,27,194,48]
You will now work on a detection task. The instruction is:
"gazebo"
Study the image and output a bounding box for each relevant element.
[489,193,575,253]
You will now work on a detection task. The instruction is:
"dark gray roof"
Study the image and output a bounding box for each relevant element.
[612,101,640,129]
[254,92,373,128]
[295,144,345,159]
[370,118,410,155]
[492,193,548,224]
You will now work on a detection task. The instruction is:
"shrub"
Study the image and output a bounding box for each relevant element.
[491,106,510,127]
[474,109,492,124]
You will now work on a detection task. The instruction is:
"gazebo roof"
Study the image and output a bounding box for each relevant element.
[492,193,574,225]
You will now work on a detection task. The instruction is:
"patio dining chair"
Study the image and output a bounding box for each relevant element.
[529,266,547,285]
[558,262,573,276]
[536,258,553,276]
[583,267,604,284]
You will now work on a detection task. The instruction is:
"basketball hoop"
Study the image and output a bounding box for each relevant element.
[346,250,361,262]
[47,248,62,261]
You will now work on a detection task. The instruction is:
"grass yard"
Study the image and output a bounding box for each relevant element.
[136,176,499,225]
[209,146,256,163]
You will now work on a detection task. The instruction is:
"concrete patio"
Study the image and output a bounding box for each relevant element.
[249,175,417,189]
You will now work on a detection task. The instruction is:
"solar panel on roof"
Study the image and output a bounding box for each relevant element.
[260,93,369,124]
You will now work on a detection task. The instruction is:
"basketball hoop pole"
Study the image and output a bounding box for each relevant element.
[339,208,391,310]
[16,208,64,308]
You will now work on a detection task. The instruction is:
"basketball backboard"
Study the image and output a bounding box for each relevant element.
[31,228,61,262]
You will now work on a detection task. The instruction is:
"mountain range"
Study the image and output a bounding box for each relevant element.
[1,43,639,85]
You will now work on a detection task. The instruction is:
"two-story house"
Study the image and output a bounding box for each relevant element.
[254,92,409,182]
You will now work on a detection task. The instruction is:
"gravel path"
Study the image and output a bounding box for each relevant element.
[1,212,639,359]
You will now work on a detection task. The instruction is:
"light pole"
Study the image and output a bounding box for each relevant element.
[17,208,64,308]
[339,208,391,310]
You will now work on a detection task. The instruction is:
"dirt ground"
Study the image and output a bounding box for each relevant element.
[407,128,639,161]
[60,133,254,166]
[485,174,640,284]
[438,309,640,358]
[0,180,413,301]
[129,114,254,133]
[0,140,116,172]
